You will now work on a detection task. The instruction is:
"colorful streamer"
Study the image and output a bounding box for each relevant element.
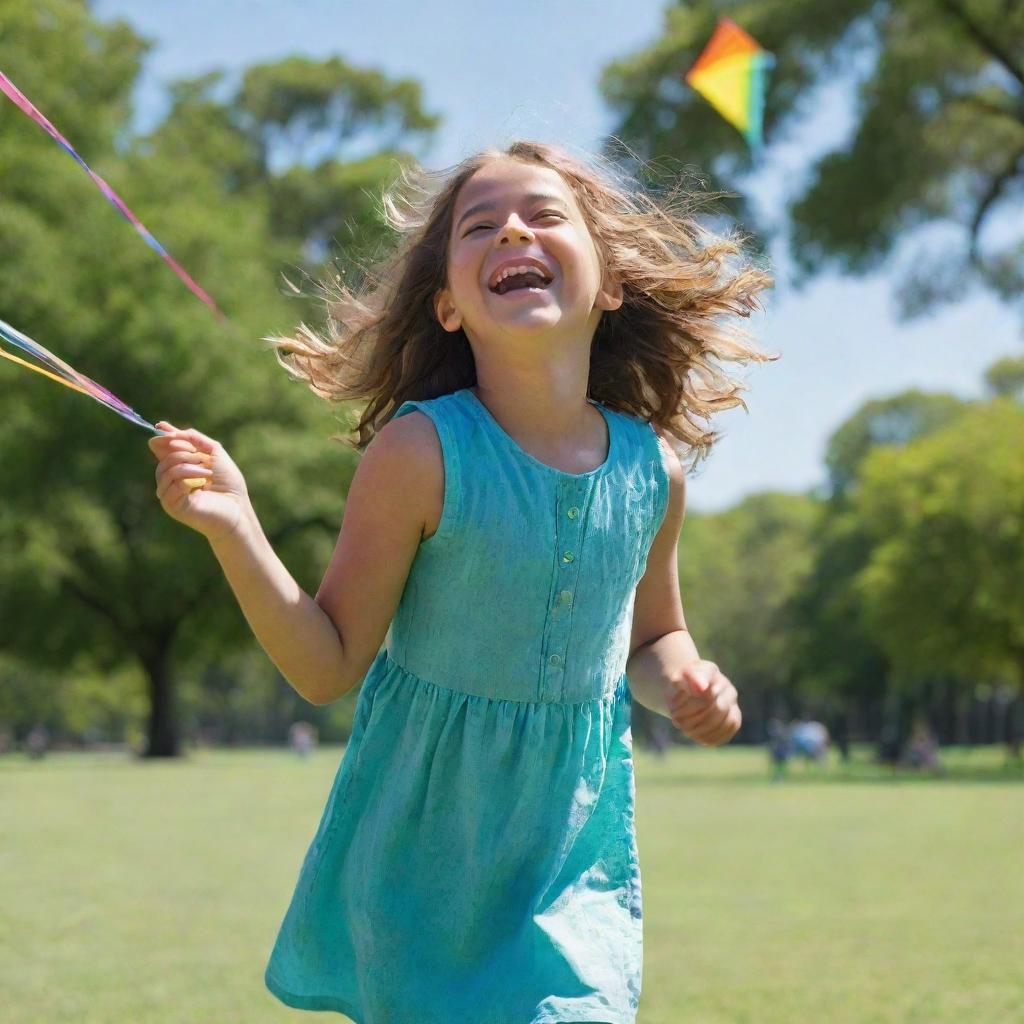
[684,18,774,151]
[0,319,209,486]
[0,69,226,319]
[0,316,160,434]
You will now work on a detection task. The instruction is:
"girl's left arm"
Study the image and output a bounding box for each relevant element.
[625,431,742,746]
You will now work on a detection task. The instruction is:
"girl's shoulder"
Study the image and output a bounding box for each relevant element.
[387,391,470,542]
[608,408,681,533]
[610,405,676,471]
[389,389,471,446]
[391,388,467,419]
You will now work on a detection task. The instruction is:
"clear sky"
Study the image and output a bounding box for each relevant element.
[94,0,1021,512]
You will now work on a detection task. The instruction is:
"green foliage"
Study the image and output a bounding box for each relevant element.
[823,389,969,498]
[686,385,1024,720]
[268,153,412,266]
[0,0,147,157]
[984,352,1024,400]
[177,647,359,746]
[0,0,440,749]
[678,491,820,714]
[791,389,982,703]
[146,63,431,273]
[853,398,1024,684]
[0,652,146,741]
[236,55,440,157]
[786,499,890,703]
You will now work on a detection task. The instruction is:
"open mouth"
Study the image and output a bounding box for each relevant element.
[488,269,554,296]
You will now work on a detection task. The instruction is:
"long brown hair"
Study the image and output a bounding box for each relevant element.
[267,139,778,472]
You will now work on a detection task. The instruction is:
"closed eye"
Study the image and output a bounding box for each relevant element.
[464,212,565,236]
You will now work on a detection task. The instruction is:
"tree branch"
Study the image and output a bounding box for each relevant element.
[968,145,1024,264]
[59,571,126,637]
[955,93,1024,128]
[933,0,1024,92]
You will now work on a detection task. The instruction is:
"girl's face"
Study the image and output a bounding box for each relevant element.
[435,159,621,346]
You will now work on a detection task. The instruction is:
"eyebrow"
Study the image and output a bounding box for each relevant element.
[455,193,570,232]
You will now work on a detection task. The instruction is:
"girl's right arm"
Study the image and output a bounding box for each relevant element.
[148,413,440,705]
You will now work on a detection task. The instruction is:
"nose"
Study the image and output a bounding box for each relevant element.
[495,213,533,246]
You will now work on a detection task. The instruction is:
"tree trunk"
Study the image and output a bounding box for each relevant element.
[954,684,970,745]
[141,648,179,758]
[831,704,850,762]
[1004,678,1022,762]
[1007,695,1022,761]
[939,677,955,745]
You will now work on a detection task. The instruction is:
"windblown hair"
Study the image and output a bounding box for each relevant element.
[267,139,778,472]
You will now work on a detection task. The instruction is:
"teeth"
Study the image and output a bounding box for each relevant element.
[492,264,550,288]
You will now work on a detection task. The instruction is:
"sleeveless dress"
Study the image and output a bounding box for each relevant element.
[264,386,671,1024]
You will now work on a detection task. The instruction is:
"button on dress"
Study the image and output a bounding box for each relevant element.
[265,386,670,1024]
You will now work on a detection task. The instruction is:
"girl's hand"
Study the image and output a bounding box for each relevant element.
[148,420,251,544]
[665,660,742,747]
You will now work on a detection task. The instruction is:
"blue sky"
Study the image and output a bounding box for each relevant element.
[94,0,1021,513]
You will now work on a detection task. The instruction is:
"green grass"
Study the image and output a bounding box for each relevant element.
[1,744,1021,1023]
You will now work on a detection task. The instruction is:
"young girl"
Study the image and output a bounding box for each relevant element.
[149,140,775,1023]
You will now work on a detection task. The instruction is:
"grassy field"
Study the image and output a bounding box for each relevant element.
[2,743,1021,1023]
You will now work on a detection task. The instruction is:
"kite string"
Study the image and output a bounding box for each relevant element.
[0,69,227,320]
[0,346,89,396]
[0,317,159,432]
[0,318,135,415]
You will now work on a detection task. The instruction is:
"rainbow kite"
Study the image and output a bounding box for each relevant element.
[0,69,225,319]
[684,18,774,151]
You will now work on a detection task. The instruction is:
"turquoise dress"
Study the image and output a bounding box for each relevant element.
[265,386,670,1024]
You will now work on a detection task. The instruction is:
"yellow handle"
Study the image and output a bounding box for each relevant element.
[183,450,212,490]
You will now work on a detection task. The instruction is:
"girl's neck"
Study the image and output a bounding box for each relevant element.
[468,384,608,470]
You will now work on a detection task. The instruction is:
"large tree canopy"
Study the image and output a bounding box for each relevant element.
[600,0,1024,325]
[0,0,440,755]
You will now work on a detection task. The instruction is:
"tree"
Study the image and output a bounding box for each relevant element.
[599,0,1024,324]
[853,400,1024,704]
[0,0,440,756]
[823,389,968,498]
[788,390,970,748]
[151,56,439,267]
[984,353,1024,400]
[677,491,819,740]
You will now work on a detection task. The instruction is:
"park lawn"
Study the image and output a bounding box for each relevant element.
[1,743,1021,1023]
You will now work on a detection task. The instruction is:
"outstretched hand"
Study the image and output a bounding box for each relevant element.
[665,660,742,747]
